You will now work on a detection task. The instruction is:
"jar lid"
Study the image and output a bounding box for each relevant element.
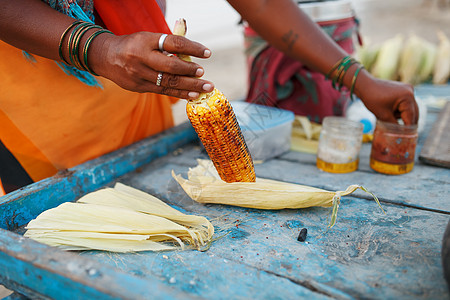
[231,102,295,131]
[298,0,355,22]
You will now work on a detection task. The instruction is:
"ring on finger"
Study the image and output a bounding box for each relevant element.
[158,34,168,52]
[156,72,163,86]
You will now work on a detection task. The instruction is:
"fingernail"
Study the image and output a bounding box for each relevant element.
[202,83,213,92]
[196,68,204,77]
[204,49,211,57]
[188,91,199,98]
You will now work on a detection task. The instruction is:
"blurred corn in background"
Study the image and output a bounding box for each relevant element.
[358,31,450,85]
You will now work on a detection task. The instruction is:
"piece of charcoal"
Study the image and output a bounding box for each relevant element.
[297,228,308,242]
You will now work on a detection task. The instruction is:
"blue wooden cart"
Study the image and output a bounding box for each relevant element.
[1,85,449,299]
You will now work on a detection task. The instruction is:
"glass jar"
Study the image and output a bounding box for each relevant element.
[316,117,363,173]
[370,120,418,175]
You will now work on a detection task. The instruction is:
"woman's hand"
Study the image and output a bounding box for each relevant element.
[89,31,214,99]
[355,71,419,125]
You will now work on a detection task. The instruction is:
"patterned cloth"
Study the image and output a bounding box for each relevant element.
[43,0,94,20]
[244,17,360,123]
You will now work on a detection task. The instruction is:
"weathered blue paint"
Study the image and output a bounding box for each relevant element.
[0,85,449,299]
[0,228,189,299]
[113,157,449,299]
[0,122,198,230]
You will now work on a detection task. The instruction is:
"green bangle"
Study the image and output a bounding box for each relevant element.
[336,59,358,91]
[72,24,103,70]
[82,29,113,76]
[326,55,350,80]
[350,65,364,100]
[67,22,91,67]
[58,20,83,64]
[332,58,355,89]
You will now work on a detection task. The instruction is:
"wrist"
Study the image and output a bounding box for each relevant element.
[85,30,113,76]
[352,68,374,100]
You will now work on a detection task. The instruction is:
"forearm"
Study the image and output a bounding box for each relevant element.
[227,0,369,93]
[0,0,77,61]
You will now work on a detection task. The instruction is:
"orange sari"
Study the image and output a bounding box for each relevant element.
[0,1,176,196]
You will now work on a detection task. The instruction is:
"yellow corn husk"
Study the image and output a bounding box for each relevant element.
[290,116,321,154]
[356,40,380,72]
[399,35,427,85]
[173,18,256,183]
[172,160,383,228]
[418,37,437,83]
[24,183,214,252]
[433,31,450,85]
[372,34,404,80]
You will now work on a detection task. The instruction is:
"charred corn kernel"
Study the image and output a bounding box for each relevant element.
[186,89,256,183]
[173,19,255,183]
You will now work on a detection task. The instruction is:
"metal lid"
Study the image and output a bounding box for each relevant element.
[298,0,355,22]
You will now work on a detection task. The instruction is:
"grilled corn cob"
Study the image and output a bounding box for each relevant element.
[186,89,256,182]
[174,19,256,183]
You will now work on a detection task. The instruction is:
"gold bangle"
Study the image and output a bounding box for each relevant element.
[58,20,83,64]
[72,24,102,70]
[67,22,91,67]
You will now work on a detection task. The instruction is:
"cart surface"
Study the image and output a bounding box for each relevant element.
[1,85,449,299]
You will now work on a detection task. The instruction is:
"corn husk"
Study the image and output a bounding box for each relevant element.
[24,183,214,252]
[290,116,322,154]
[399,35,427,85]
[418,37,437,83]
[172,160,383,228]
[433,31,450,85]
[372,34,404,80]
[356,40,380,72]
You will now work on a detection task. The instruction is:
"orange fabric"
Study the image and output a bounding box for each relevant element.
[0,178,5,197]
[0,109,57,182]
[94,0,172,35]
[0,40,175,182]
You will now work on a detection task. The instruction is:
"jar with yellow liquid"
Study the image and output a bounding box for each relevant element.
[370,120,418,175]
[316,117,363,173]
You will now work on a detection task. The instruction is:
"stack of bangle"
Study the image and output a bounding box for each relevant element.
[326,55,364,100]
[58,20,113,76]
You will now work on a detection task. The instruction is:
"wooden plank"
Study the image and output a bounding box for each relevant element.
[0,122,198,231]
[419,101,450,168]
[83,158,450,299]
[0,217,336,299]
[0,228,188,300]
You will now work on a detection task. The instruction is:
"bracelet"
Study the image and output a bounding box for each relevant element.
[58,20,83,64]
[67,22,92,68]
[350,65,364,100]
[82,29,113,76]
[335,58,358,91]
[71,24,103,70]
[327,55,363,99]
[326,56,351,80]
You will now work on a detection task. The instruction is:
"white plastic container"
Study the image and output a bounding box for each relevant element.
[298,0,355,23]
[231,102,295,161]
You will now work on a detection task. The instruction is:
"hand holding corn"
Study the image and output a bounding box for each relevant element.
[173,19,256,183]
